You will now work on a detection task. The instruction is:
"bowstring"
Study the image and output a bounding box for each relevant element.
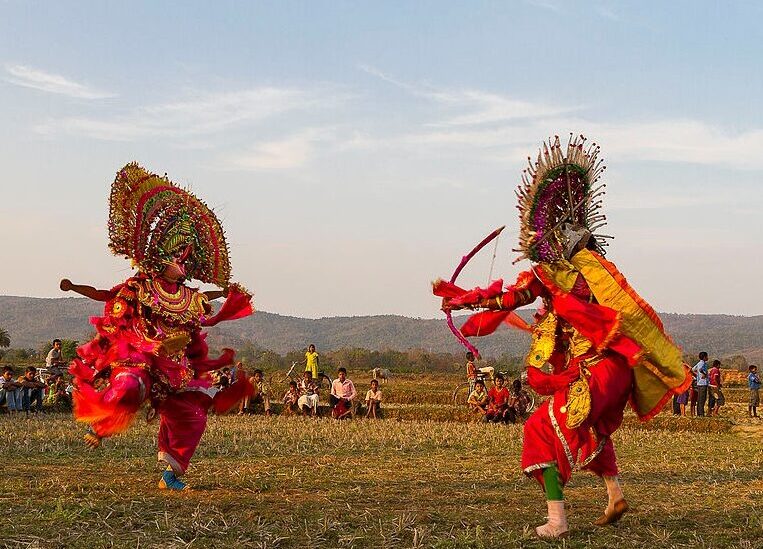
[475,231,502,341]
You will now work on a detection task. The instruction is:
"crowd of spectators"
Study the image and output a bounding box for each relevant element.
[0,364,72,415]
[467,374,531,424]
[22,341,761,425]
[673,352,726,417]
[228,363,378,419]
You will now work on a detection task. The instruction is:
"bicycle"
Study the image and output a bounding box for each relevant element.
[270,362,333,393]
[452,369,536,413]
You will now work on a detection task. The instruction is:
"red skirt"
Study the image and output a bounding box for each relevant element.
[521,354,633,486]
[157,388,213,475]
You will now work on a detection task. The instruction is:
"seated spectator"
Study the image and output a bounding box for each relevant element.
[212,368,232,390]
[45,374,71,407]
[330,367,357,419]
[467,380,488,416]
[240,369,272,416]
[485,373,510,423]
[282,381,301,415]
[365,379,383,419]
[20,366,45,415]
[298,371,320,417]
[506,379,531,423]
[0,366,21,413]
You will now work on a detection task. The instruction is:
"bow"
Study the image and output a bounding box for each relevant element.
[442,225,505,359]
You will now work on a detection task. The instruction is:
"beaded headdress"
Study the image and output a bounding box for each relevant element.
[108,162,231,286]
[514,135,609,263]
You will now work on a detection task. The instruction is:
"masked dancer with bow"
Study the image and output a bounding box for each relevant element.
[433,136,690,537]
[60,163,254,491]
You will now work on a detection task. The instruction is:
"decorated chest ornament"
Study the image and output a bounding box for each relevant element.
[107,163,231,287]
[514,135,610,264]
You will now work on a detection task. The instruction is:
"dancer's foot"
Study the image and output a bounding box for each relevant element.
[593,498,629,526]
[158,469,189,491]
[83,430,101,449]
[535,500,569,538]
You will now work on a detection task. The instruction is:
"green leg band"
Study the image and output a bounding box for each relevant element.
[542,465,563,501]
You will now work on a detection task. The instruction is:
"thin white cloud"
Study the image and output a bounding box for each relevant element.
[360,64,576,125]
[523,0,563,14]
[35,87,333,142]
[4,64,116,99]
[221,129,327,171]
[342,85,763,170]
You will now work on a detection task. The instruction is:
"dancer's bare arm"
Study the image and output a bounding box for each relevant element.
[59,279,114,302]
[203,289,227,300]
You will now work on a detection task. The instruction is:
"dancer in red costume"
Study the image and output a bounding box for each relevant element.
[434,136,691,537]
[61,163,254,490]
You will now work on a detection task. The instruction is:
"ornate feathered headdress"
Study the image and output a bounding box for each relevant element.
[108,162,231,286]
[514,135,609,263]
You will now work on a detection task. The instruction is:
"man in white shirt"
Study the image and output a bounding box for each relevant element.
[46,339,66,377]
[691,352,709,416]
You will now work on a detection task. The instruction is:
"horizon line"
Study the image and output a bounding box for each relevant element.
[1,294,761,320]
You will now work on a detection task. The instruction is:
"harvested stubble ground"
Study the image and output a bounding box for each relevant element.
[1,376,761,549]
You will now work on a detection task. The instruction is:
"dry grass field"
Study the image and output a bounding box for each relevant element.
[1,372,761,549]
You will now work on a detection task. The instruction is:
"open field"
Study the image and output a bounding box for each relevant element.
[1,373,761,549]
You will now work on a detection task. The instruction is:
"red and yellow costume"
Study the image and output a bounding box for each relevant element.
[434,136,691,536]
[65,163,253,485]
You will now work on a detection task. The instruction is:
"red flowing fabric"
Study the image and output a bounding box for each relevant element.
[434,277,531,337]
[213,371,254,414]
[461,310,511,337]
[203,285,253,327]
[73,367,152,438]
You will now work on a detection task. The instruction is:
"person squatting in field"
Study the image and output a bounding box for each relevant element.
[61,163,253,491]
[434,136,690,538]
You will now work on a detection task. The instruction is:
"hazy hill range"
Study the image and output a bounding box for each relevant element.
[1,296,761,361]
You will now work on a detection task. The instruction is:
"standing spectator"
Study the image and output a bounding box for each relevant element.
[298,371,320,416]
[45,339,66,377]
[691,352,709,416]
[689,376,699,417]
[230,361,241,382]
[747,365,760,418]
[303,344,319,380]
[0,366,21,413]
[467,380,489,416]
[20,366,45,414]
[485,373,510,423]
[465,351,477,394]
[330,367,357,419]
[364,379,383,419]
[282,381,301,415]
[675,386,689,416]
[240,369,271,415]
[708,360,725,416]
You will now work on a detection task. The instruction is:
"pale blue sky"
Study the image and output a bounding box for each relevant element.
[1,0,761,317]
